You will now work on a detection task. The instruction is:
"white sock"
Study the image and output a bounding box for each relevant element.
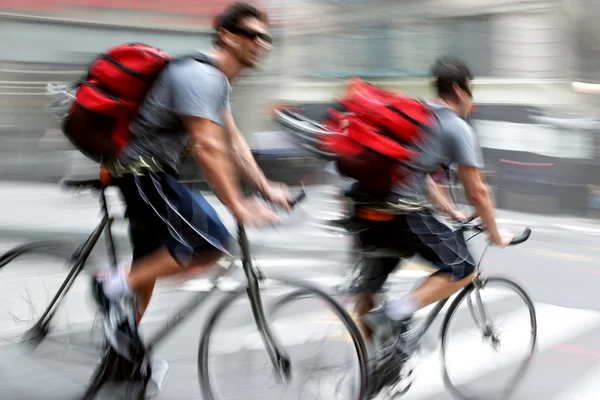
[385,294,421,321]
[103,270,133,300]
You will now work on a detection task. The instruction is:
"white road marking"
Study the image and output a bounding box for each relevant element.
[553,362,600,400]
[401,303,600,399]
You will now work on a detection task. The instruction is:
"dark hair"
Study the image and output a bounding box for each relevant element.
[431,57,473,100]
[213,2,269,47]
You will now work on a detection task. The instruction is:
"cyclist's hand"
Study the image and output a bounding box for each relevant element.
[263,181,293,211]
[490,231,514,248]
[234,197,280,227]
[450,209,467,221]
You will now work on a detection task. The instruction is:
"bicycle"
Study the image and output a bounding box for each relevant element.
[0,177,370,399]
[301,187,536,399]
[274,104,538,399]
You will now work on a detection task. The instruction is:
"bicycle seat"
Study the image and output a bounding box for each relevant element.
[60,165,113,190]
[319,217,369,235]
[60,178,105,190]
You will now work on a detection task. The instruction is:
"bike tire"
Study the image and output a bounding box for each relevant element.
[0,240,70,270]
[0,238,104,345]
[440,277,537,400]
[0,239,108,397]
[197,277,369,400]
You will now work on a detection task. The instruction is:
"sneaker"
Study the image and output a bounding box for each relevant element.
[91,275,143,361]
[363,308,421,398]
[366,345,405,398]
[362,307,421,358]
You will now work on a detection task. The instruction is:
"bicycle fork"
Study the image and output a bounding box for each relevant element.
[239,225,292,383]
[467,277,500,350]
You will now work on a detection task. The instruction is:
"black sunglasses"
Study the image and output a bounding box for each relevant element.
[459,82,473,99]
[228,26,272,45]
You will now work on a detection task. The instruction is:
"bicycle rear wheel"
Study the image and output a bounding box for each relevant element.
[197,277,368,400]
[441,276,537,400]
[0,240,106,398]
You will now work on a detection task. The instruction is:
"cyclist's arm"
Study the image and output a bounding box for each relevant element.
[224,109,270,194]
[426,175,454,215]
[447,118,502,238]
[171,64,249,217]
[457,165,501,241]
[183,116,245,219]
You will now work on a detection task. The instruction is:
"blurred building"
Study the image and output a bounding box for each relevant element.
[0,0,600,214]
[275,0,600,215]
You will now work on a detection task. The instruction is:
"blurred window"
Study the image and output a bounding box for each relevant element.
[439,15,493,77]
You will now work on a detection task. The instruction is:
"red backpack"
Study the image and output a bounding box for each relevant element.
[319,78,435,198]
[61,43,214,163]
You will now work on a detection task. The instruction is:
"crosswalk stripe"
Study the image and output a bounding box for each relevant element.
[197,301,600,366]
[400,303,600,399]
[214,257,432,272]
[553,362,600,400]
[178,268,432,294]
[217,258,346,269]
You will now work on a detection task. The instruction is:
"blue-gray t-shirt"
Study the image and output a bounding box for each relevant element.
[392,101,485,201]
[118,56,231,173]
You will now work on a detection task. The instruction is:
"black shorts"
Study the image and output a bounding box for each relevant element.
[115,171,232,267]
[350,208,476,294]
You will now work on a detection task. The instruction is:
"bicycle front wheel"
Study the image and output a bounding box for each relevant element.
[197,277,368,400]
[441,276,537,400]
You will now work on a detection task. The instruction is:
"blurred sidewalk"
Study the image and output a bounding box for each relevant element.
[0,181,599,244]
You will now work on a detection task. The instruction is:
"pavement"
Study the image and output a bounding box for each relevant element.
[0,181,600,399]
[0,180,599,242]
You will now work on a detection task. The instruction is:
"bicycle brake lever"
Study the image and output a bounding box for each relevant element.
[289,182,307,208]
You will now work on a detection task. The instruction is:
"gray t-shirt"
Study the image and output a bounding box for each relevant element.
[118,56,231,173]
[392,101,485,200]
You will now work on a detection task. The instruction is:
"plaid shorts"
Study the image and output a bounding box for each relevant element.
[350,208,476,294]
[115,171,232,267]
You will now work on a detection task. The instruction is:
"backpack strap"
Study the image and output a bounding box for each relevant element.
[176,52,223,74]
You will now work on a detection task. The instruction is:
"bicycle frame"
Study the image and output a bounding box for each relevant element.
[143,222,290,381]
[23,183,292,388]
[334,169,493,347]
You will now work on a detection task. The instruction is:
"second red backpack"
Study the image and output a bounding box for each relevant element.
[319,78,435,198]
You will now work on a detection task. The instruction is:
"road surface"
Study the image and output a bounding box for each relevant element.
[0,183,599,399]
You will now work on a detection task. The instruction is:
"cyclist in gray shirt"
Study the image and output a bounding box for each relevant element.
[352,57,514,396]
[93,2,291,361]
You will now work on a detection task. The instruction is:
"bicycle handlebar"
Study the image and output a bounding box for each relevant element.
[509,227,531,246]
[288,187,307,208]
[254,184,307,210]
[457,214,531,246]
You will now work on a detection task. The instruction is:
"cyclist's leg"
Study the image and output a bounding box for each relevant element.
[93,171,232,358]
[352,256,399,341]
[126,246,223,296]
[406,270,475,310]
[128,212,162,324]
[385,209,476,319]
[126,197,226,323]
[364,208,476,346]
[350,223,403,341]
